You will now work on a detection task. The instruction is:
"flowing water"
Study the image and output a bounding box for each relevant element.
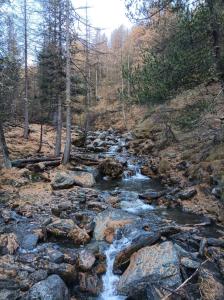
[95,137,222,300]
[97,142,162,299]
[99,237,129,300]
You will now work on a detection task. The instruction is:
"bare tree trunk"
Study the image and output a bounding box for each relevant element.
[207,0,224,86]
[55,96,62,156]
[37,123,43,153]
[63,0,71,164]
[0,120,11,169]
[127,54,130,99]
[121,48,127,130]
[84,0,91,136]
[24,0,29,139]
[55,3,63,157]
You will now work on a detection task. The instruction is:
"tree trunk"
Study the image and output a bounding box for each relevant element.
[84,1,91,136]
[24,0,29,139]
[37,123,43,153]
[55,96,62,156]
[63,0,71,164]
[11,157,60,168]
[0,120,11,169]
[207,0,224,86]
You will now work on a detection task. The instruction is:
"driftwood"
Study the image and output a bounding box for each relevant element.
[11,157,61,168]
[161,259,209,300]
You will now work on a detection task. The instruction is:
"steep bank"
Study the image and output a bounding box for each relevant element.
[128,83,224,223]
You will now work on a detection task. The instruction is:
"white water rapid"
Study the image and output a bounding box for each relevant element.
[99,237,129,300]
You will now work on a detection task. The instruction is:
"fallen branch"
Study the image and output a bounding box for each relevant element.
[161,259,209,300]
[11,157,61,168]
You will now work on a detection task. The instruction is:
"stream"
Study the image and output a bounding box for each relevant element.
[1,130,224,300]
[94,138,222,300]
[97,145,153,300]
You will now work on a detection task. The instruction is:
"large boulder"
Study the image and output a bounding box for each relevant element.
[113,232,161,274]
[46,219,75,238]
[117,241,181,297]
[72,131,85,147]
[51,171,95,190]
[46,219,90,245]
[73,172,95,188]
[98,158,124,179]
[27,275,69,300]
[78,273,102,296]
[78,250,96,271]
[51,173,75,190]
[68,226,90,245]
[94,209,137,243]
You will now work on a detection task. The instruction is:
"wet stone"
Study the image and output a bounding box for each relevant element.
[0,289,18,300]
[21,234,38,250]
[118,241,181,297]
[181,257,200,269]
[27,274,69,300]
[78,272,102,296]
[78,249,96,271]
[47,249,64,264]
[29,270,48,284]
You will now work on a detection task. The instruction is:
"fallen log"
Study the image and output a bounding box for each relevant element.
[70,154,100,166]
[11,157,61,168]
[26,160,61,172]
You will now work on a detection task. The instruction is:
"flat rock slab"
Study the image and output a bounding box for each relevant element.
[118,241,181,296]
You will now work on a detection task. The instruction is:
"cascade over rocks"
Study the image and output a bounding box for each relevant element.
[1,128,224,300]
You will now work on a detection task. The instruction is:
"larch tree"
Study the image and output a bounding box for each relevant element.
[23,0,29,139]
[63,0,72,164]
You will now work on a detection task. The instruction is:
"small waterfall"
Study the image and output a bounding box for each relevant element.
[99,237,129,300]
[123,161,150,181]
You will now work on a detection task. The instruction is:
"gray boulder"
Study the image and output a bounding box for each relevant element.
[117,241,181,297]
[21,234,38,250]
[28,275,69,300]
[51,173,75,190]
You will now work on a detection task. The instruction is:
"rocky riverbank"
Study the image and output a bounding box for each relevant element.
[0,128,224,300]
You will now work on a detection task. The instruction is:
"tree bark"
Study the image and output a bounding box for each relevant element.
[63,0,71,164]
[24,0,29,139]
[37,123,43,153]
[55,96,62,156]
[55,2,63,157]
[0,120,11,169]
[207,0,224,86]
